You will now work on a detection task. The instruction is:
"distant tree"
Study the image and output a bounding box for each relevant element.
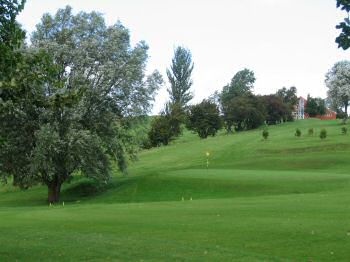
[1,6,162,203]
[166,46,194,108]
[335,0,350,50]
[186,100,222,138]
[221,68,255,105]
[325,61,350,115]
[166,46,194,136]
[260,95,291,124]
[305,95,326,117]
[276,86,298,120]
[220,69,259,132]
[222,95,266,132]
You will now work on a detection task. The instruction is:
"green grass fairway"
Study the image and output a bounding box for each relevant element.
[2,119,350,261]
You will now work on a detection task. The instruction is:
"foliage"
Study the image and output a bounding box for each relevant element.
[341,117,348,126]
[308,128,314,136]
[260,95,292,124]
[295,128,301,137]
[336,109,348,119]
[122,116,153,150]
[305,94,326,117]
[186,99,222,138]
[221,68,255,105]
[335,0,350,50]
[220,69,263,132]
[341,126,348,135]
[0,0,26,79]
[325,61,350,114]
[147,102,185,147]
[148,115,174,146]
[320,128,327,139]
[222,94,266,132]
[165,102,185,138]
[0,6,162,202]
[262,129,269,140]
[275,86,298,120]
[166,46,194,108]
[276,86,298,106]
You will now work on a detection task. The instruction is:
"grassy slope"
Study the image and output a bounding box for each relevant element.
[1,119,350,261]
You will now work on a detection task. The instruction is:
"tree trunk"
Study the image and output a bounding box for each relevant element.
[48,182,62,204]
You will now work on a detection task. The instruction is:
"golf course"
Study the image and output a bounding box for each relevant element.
[1,118,350,261]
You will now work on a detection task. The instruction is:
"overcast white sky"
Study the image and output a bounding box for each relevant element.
[18,0,350,114]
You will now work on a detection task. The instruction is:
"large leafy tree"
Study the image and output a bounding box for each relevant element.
[186,100,222,139]
[166,46,194,108]
[276,86,298,121]
[0,0,26,85]
[222,95,266,132]
[336,0,350,50]
[220,68,255,105]
[0,6,162,203]
[0,0,30,186]
[260,95,291,124]
[220,68,257,132]
[325,60,350,115]
[305,95,326,117]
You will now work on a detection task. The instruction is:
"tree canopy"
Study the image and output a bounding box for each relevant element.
[166,46,194,108]
[186,100,222,138]
[325,60,350,114]
[276,86,298,107]
[336,0,350,50]
[220,69,260,132]
[221,68,255,105]
[260,95,291,124]
[222,95,266,132]
[0,5,162,203]
[0,0,26,86]
[305,95,326,117]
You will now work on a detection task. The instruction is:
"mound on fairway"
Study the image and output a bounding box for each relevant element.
[1,119,350,261]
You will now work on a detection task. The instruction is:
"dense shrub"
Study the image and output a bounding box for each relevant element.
[320,129,327,139]
[262,129,269,140]
[148,115,174,146]
[186,100,222,138]
[308,128,314,136]
[295,128,301,137]
[222,95,266,132]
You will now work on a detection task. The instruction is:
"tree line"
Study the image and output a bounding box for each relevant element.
[148,47,336,146]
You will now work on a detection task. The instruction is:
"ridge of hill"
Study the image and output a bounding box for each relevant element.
[1,119,349,206]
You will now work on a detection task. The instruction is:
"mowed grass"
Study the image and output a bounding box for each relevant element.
[1,119,350,261]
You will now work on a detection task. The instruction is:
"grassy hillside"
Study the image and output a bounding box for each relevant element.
[1,119,350,261]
